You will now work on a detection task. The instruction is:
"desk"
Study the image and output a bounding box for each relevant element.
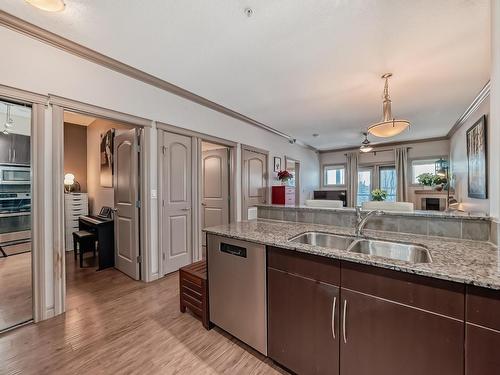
[79,216,114,270]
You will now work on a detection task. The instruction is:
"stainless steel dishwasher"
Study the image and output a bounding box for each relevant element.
[207,234,267,355]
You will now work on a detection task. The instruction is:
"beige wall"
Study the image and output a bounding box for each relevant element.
[449,96,490,215]
[319,139,450,204]
[86,118,134,215]
[64,123,88,192]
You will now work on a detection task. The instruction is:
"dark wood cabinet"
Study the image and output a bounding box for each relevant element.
[0,133,30,164]
[12,134,30,164]
[340,288,464,375]
[268,247,340,375]
[465,286,500,375]
[268,268,339,375]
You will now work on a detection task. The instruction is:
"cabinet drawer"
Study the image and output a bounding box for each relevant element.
[268,246,340,286]
[341,261,464,319]
[466,286,500,330]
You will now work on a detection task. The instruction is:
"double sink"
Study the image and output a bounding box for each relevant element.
[289,232,432,264]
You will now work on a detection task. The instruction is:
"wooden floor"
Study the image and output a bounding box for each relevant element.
[0,252,288,375]
[0,252,32,331]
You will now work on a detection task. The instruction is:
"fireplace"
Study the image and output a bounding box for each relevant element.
[422,198,441,211]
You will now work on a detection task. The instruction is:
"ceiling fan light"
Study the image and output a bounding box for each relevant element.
[360,144,373,153]
[25,0,65,12]
[368,119,410,138]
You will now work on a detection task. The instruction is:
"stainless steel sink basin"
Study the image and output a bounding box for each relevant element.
[289,232,355,250]
[348,239,432,264]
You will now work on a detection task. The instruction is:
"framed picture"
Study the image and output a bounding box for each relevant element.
[100,129,115,188]
[273,157,282,172]
[466,115,487,199]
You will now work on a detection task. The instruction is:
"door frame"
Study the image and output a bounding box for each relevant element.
[241,144,270,220]
[0,84,47,322]
[156,122,237,277]
[284,155,301,205]
[51,95,153,314]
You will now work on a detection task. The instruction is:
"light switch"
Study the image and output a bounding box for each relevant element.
[151,189,157,199]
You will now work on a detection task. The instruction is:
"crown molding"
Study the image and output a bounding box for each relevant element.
[447,80,490,138]
[0,10,315,147]
[318,136,449,154]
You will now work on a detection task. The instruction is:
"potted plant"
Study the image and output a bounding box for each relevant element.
[417,173,435,190]
[371,189,387,201]
[277,170,293,185]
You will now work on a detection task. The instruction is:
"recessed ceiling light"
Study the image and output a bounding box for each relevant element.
[25,0,65,12]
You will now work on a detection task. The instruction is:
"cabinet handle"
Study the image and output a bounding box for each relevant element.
[342,299,348,344]
[13,149,15,162]
[331,296,337,339]
[8,148,11,162]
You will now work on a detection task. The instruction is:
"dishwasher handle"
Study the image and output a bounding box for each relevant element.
[220,242,247,258]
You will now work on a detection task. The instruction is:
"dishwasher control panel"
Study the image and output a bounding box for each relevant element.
[220,242,247,258]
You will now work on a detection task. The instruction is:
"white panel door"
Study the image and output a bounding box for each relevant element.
[114,128,140,280]
[242,148,268,219]
[201,148,229,249]
[162,131,192,274]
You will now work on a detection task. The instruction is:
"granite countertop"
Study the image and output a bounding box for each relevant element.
[256,204,491,221]
[203,219,500,290]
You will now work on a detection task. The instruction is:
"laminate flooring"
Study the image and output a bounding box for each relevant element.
[0,252,288,375]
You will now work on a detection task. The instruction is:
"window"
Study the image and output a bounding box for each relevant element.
[411,158,445,184]
[324,165,345,186]
[379,166,397,202]
[357,168,372,206]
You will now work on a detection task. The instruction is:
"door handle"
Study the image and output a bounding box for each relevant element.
[112,208,119,213]
[342,299,348,344]
[201,203,206,206]
[331,296,337,340]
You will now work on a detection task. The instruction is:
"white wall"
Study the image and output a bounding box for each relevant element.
[449,97,490,215]
[490,0,500,219]
[0,26,319,290]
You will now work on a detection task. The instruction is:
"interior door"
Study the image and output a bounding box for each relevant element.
[113,128,140,280]
[242,148,268,220]
[162,131,192,274]
[201,148,229,251]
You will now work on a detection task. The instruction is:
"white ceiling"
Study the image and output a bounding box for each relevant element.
[0,0,491,150]
[63,111,96,126]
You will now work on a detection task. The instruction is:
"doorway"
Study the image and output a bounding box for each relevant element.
[285,156,300,205]
[200,141,230,257]
[241,146,269,220]
[62,110,142,284]
[0,99,33,332]
[158,126,236,275]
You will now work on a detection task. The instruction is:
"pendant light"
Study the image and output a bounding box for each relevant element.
[367,73,410,138]
[359,132,373,153]
[25,0,65,12]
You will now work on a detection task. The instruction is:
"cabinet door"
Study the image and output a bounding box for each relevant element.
[0,133,12,163]
[12,134,30,164]
[268,268,339,375]
[465,323,500,375]
[340,289,464,375]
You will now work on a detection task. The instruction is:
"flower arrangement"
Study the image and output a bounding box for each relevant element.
[277,170,293,183]
[371,189,388,201]
[416,173,435,187]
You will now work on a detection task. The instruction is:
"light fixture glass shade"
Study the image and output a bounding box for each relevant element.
[360,144,373,153]
[64,173,75,186]
[25,0,65,12]
[368,73,410,138]
[368,119,410,138]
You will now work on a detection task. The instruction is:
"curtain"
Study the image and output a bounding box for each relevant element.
[395,147,409,202]
[346,152,358,207]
